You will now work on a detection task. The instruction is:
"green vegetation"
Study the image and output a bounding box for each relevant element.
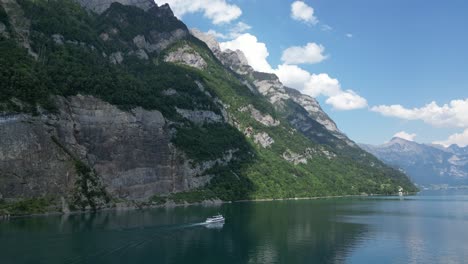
[0,0,417,211]
[173,123,250,162]
[70,160,110,211]
[0,197,54,216]
[0,5,10,29]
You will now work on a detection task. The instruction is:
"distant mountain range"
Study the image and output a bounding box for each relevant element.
[360,138,468,186]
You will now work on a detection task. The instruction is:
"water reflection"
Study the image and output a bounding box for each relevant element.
[204,222,224,229]
[1,192,468,264]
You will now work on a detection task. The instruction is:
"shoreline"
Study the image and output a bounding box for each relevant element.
[0,192,417,220]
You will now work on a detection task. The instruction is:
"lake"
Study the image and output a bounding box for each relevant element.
[1,190,468,264]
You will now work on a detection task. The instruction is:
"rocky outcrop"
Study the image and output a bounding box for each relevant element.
[132,29,188,54]
[109,52,124,64]
[254,132,274,148]
[239,105,280,127]
[164,44,207,69]
[219,49,254,76]
[0,95,232,202]
[190,29,221,55]
[176,108,223,124]
[0,0,37,58]
[282,147,336,165]
[252,72,291,106]
[282,150,308,165]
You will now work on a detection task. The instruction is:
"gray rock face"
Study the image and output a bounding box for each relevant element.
[74,0,156,14]
[131,29,188,54]
[175,108,223,124]
[239,105,279,127]
[190,29,220,54]
[0,114,78,198]
[135,49,149,60]
[254,132,274,148]
[219,49,254,76]
[164,44,207,69]
[0,95,229,201]
[285,88,337,132]
[52,34,64,45]
[252,72,291,106]
[282,150,308,165]
[0,0,37,58]
[109,52,124,64]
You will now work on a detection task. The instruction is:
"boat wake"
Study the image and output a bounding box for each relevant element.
[65,220,223,264]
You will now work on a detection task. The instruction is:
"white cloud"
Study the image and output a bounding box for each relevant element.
[281,43,327,64]
[325,90,368,110]
[207,22,251,40]
[321,25,333,31]
[433,129,468,147]
[219,33,273,72]
[274,64,311,90]
[371,99,468,128]
[219,33,367,111]
[346,33,353,38]
[155,0,242,24]
[275,65,367,110]
[303,73,342,97]
[393,131,417,141]
[291,1,318,25]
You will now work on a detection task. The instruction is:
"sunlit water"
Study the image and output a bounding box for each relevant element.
[1,190,468,264]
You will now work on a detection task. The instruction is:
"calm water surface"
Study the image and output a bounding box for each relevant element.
[1,190,468,264]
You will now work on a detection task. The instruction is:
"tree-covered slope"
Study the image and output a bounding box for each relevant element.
[0,0,416,215]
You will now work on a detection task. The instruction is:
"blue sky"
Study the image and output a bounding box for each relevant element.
[155,0,468,146]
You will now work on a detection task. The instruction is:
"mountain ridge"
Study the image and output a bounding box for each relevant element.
[0,0,416,216]
[360,137,468,186]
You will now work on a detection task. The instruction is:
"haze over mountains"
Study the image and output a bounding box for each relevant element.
[361,138,468,186]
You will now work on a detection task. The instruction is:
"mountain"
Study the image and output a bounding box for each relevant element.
[360,138,468,186]
[0,0,416,215]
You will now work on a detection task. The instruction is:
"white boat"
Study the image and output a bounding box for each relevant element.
[205,214,225,224]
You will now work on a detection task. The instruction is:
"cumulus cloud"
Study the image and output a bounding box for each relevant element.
[220,33,273,72]
[274,64,311,90]
[219,34,367,111]
[325,90,368,110]
[433,129,468,147]
[281,43,327,64]
[207,22,251,40]
[275,65,367,110]
[291,1,318,25]
[371,99,468,128]
[346,33,353,38]
[155,0,242,24]
[393,131,417,141]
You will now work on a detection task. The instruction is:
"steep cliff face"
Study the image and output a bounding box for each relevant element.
[0,95,221,202]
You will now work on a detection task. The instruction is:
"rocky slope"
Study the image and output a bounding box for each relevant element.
[360,138,468,186]
[0,0,416,215]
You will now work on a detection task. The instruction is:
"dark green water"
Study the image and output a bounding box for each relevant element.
[1,190,468,264]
